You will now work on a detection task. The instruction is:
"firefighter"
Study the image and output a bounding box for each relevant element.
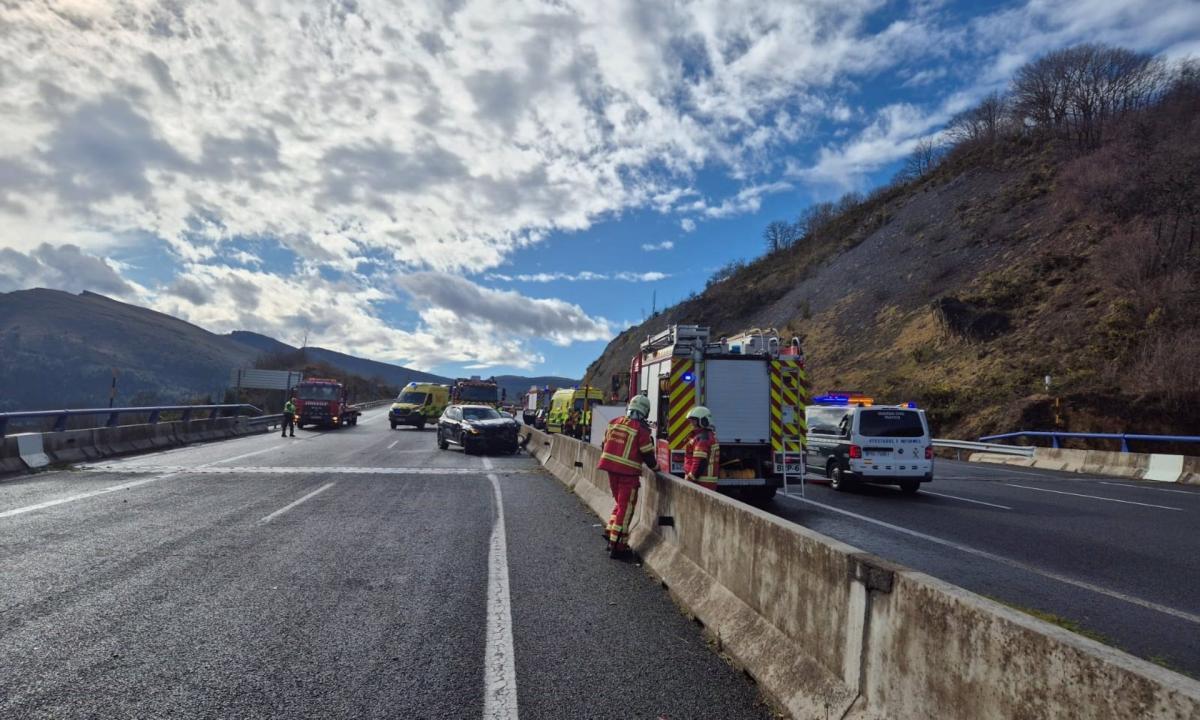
[282,395,297,438]
[565,407,582,439]
[683,406,719,490]
[596,395,657,558]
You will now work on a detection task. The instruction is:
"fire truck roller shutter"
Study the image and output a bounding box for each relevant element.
[705,359,771,444]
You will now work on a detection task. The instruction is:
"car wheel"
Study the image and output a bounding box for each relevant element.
[899,479,921,495]
[437,430,449,450]
[830,463,853,492]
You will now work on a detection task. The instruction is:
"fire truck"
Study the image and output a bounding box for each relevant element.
[630,325,809,502]
[293,378,362,429]
[451,376,500,406]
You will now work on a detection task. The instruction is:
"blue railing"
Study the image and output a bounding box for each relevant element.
[0,404,263,438]
[979,430,1200,453]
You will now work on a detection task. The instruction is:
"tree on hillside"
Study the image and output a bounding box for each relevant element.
[763,220,796,253]
[899,138,942,181]
[947,92,1013,146]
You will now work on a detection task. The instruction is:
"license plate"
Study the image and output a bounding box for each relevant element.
[865,450,890,457]
[775,462,803,473]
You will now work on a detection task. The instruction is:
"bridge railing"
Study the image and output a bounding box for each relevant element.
[0,404,264,438]
[932,438,1036,459]
[979,430,1200,453]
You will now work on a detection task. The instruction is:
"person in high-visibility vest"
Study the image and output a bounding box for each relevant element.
[581,406,592,441]
[596,395,657,558]
[683,406,719,490]
[282,395,297,438]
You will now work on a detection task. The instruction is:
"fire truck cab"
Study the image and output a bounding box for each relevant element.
[631,325,809,503]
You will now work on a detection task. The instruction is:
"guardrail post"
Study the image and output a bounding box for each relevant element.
[148,409,160,424]
[1120,434,1129,453]
[181,408,192,423]
[0,416,6,437]
[106,411,120,427]
[208,407,220,420]
[1051,433,1060,449]
[54,412,69,433]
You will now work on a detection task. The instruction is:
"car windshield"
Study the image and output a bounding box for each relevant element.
[463,407,501,421]
[459,385,497,403]
[807,407,849,435]
[858,409,925,438]
[398,392,427,404]
[297,385,338,400]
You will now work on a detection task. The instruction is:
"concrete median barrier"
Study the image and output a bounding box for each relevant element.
[525,426,1200,719]
[971,446,1192,484]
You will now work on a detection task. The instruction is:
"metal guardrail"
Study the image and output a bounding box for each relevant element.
[980,430,1200,453]
[933,438,1036,460]
[0,404,263,438]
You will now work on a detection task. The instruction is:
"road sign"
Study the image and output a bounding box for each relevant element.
[231,369,304,391]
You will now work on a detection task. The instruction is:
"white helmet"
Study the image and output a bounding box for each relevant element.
[627,395,651,419]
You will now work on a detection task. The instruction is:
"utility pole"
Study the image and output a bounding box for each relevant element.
[651,290,656,316]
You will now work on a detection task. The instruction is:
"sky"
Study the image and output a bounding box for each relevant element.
[1,0,1197,379]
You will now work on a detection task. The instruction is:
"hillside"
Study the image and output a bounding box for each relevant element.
[585,50,1200,441]
[0,289,260,411]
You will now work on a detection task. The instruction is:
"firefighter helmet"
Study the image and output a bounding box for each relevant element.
[686,405,713,428]
[627,394,651,419]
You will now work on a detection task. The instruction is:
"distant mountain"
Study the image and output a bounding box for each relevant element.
[0,289,580,412]
[0,289,258,411]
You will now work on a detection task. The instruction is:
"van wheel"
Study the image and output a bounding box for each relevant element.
[899,479,920,495]
[390,421,397,430]
[416,419,426,431]
[829,464,853,492]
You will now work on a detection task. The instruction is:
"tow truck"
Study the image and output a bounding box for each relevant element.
[630,325,809,503]
[293,378,362,429]
[452,376,500,407]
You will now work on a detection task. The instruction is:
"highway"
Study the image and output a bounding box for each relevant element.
[784,459,1200,676]
[0,408,772,720]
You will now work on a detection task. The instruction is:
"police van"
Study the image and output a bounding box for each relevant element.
[805,393,933,494]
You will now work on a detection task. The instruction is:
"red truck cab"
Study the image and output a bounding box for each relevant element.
[293,378,361,429]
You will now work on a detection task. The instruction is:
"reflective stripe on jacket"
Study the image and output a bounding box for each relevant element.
[597,416,655,474]
[684,429,720,481]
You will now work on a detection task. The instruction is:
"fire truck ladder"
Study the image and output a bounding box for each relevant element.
[778,363,806,498]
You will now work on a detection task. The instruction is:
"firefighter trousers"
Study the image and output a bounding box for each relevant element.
[606,472,640,550]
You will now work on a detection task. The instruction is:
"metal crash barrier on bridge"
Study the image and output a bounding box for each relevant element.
[521,425,1200,719]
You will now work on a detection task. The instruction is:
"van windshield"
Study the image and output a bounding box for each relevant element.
[398,392,427,404]
[858,409,925,438]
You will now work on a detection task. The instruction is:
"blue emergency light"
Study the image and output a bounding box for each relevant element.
[682,372,695,383]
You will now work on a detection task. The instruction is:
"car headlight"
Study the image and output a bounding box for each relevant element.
[467,425,480,434]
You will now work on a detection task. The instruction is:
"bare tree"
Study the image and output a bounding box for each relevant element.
[794,201,837,241]
[947,92,1012,145]
[900,138,941,180]
[763,220,793,253]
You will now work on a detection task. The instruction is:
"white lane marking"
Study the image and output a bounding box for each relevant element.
[387,440,399,450]
[1099,481,1200,496]
[482,457,494,470]
[81,465,481,475]
[0,474,180,518]
[483,462,518,720]
[779,495,1200,625]
[259,482,336,523]
[1006,483,1183,511]
[921,490,1012,510]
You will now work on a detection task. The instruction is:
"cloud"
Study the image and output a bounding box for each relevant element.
[487,271,670,282]
[641,240,674,251]
[679,218,696,233]
[688,181,793,219]
[0,243,137,296]
[396,272,613,348]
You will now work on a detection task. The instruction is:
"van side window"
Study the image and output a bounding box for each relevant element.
[806,407,848,436]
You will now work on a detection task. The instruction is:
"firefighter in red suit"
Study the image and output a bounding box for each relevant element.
[683,406,720,491]
[596,395,657,558]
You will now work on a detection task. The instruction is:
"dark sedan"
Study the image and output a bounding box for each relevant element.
[437,404,520,455]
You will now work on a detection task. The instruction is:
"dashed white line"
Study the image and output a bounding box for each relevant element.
[779,494,1200,625]
[1006,483,1183,511]
[1099,481,1199,496]
[258,482,336,524]
[921,490,1012,510]
[0,474,180,518]
[482,454,518,720]
[387,440,399,449]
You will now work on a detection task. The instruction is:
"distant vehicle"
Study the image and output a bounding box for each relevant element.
[805,395,933,494]
[451,376,500,407]
[522,385,553,425]
[630,325,808,504]
[389,382,450,430]
[293,378,361,429]
[546,386,604,435]
[437,404,520,455]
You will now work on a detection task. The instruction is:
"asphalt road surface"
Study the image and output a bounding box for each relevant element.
[779,457,1200,676]
[1,409,773,719]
